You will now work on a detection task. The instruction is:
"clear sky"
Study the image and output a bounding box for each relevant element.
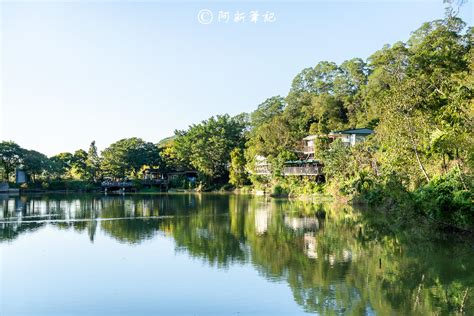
[1,0,472,156]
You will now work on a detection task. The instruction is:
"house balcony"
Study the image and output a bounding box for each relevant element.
[283,164,323,176]
[143,179,168,185]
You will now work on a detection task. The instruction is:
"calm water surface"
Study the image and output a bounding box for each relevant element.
[0,194,472,315]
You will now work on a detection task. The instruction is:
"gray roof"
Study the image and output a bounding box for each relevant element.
[330,128,374,135]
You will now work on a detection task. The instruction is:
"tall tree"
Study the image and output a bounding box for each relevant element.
[22,150,49,182]
[229,148,248,187]
[49,152,74,179]
[0,141,23,181]
[305,94,347,134]
[246,115,295,159]
[375,78,432,182]
[86,141,101,181]
[101,138,159,179]
[173,115,246,181]
[250,96,285,128]
[70,149,88,180]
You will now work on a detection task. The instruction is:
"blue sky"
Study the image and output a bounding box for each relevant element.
[1,0,472,156]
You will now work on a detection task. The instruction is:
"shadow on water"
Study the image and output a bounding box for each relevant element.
[1,193,472,314]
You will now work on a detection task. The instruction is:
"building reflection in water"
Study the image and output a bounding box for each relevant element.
[284,215,319,231]
[304,232,317,259]
[255,203,271,235]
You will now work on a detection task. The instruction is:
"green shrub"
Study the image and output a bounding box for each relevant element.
[45,180,99,191]
[169,175,189,189]
[271,184,288,196]
[131,179,144,190]
[353,172,411,207]
[414,171,473,228]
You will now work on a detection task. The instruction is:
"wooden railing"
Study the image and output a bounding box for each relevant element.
[101,181,134,188]
[143,179,168,185]
[101,179,168,188]
[283,165,322,176]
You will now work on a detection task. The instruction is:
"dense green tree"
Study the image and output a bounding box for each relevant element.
[70,149,88,180]
[101,138,160,179]
[86,141,101,181]
[306,94,348,134]
[229,148,248,187]
[322,140,352,182]
[407,18,469,104]
[0,141,24,181]
[290,61,339,96]
[334,58,368,97]
[49,152,74,179]
[173,115,246,181]
[160,140,187,172]
[22,150,49,182]
[246,115,295,159]
[335,58,368,125]
[250,96,285,128]
[375,78,432,183]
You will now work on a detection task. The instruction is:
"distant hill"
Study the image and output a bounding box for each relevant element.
[157,136,176,148]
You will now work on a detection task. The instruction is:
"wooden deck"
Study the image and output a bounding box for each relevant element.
[283,165,322,176]
[101,181,134,190]
[253,163,324,177]
[101,179,168,192]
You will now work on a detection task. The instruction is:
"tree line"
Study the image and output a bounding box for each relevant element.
[0,138,162,183]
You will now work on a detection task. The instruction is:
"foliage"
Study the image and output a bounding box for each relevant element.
[86,141,101,182]
[306,94,348,134]
[21,149,50,182]
[168,174,195,190]
[18,179,99,191]
[49,152,74,179]
[321,140,352,182]
[272,177,324,197]
[246,114,295,159]
[70,149,88,180]
[250,96,285,128]
[173,114,247,182]
[0,141,23,181]
[414,170,473,228]
[229,148,248,187]
[101,137,160,179]
[271,183,288,196]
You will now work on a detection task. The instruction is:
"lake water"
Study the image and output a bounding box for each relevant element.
[1,194,472,315]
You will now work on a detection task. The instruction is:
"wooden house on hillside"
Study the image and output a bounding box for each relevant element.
[328,128,374,146]
[249,128,373,182]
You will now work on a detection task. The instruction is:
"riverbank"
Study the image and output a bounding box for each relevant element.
[4,174,472,236]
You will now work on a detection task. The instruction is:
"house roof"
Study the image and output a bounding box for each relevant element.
[329,128,374,135]
[302,135,319,140]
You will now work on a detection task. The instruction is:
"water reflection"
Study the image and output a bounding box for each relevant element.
[1,193,472,314]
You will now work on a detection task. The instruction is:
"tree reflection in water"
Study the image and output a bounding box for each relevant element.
[1,193,472,314]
